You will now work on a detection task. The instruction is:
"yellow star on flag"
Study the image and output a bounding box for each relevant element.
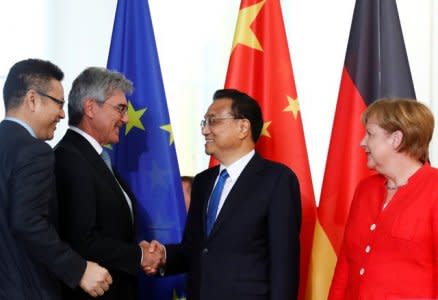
[172,289,186,300]
[232,0,266,52]
[261,121,272,138]
[283,96,300,119]
[125,101,147,135]
[160,124,174,145]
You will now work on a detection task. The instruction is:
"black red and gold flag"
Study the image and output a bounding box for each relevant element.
[307,0,416,299]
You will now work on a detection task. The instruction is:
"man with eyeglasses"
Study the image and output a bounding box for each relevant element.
[54,67,155,300]
[0,59,112,299]
[145,89,302,300]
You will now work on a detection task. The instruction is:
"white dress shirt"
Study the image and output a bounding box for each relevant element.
[69,126,134,218]
[209,150,255,218]
[5,117,36,138]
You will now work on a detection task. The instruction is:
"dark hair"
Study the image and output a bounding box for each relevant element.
[181,176,194,185]
[213,89,263,142]
[3,58,64,111]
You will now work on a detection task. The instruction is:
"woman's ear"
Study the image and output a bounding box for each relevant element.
[391,130,403,149]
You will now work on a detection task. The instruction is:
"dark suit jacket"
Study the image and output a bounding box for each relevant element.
[0,120,85,300]
[54,129,141,300]
[166,153,301,300]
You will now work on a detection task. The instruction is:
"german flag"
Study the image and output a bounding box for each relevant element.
[307,0,416,299]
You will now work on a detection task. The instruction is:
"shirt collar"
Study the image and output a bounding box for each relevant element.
[69,126,103,155]
[219,150,255,182]
[5,116,36,138]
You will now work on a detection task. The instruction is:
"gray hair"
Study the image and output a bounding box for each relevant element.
[68,67,133,125]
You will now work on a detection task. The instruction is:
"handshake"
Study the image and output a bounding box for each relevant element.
[76,240,166,298]
[139,240,166,275]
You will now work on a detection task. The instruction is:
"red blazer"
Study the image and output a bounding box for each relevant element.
[329,163,438,300]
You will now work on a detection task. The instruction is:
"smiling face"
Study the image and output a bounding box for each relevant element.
[201,98,245,164]
[33,79,66,140]
[360,116,396,172]
[92,89,129,145]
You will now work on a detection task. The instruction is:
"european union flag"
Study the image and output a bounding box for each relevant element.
[107,0,187,299]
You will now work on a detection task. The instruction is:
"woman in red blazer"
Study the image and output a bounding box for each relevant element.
[328,98,438,300]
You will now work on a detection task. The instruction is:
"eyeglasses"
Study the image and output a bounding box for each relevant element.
[103,102,128,115]
[35,90,65,109]
[200,116,240,128]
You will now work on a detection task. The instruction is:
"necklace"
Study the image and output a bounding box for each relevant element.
[386,182,407,190]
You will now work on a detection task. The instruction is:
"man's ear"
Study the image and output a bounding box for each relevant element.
[24,90,38,112]
[83,98,96,118]
[238,119,251,140]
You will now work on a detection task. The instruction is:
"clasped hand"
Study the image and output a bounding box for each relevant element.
[139,240,165,275]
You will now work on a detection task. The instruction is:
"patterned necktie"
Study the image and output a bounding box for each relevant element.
[206,169,229,236]
[101,149,113,173]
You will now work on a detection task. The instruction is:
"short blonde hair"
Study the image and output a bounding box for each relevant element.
[362,98,434,163]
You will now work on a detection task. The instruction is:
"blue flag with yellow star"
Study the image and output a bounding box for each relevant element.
[107,0,187,299]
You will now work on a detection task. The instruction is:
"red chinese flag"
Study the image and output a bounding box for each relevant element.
[307,0,416,299]
[215,0,317,298]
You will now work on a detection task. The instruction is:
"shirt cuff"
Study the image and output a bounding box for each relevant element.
[140,246,144,265]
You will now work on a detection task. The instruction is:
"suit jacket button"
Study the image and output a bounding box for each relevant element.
[202,248,208,254]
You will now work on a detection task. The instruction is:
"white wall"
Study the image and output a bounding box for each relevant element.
[0,0,436,203]
[0,0,51,115]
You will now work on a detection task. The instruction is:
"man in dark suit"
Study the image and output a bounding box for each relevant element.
[0,59,112,299]
[54,67,153,300]
[146,89,301,300]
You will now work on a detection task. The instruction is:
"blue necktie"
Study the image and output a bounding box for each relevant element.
[101,149,113,173]
[101,149,134,220]
[206,169,229,236]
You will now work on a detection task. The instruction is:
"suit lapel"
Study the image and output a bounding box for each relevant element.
[202,167,220,239]
[207,153,265,239]
[115,169,137,227]
[61,130,134,224]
